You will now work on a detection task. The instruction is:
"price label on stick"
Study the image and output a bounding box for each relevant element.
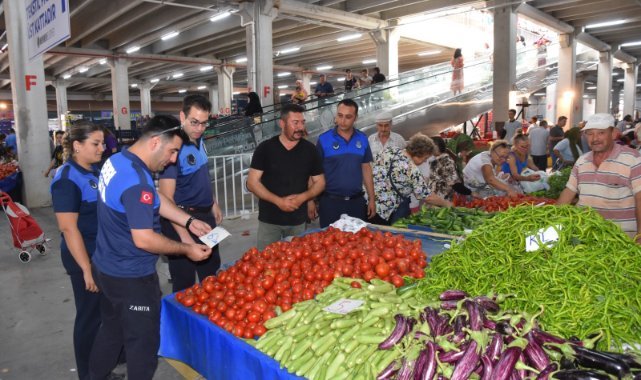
[323,299,365,315]
[525,225,561,252]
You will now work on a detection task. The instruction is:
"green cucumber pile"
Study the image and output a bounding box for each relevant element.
[250,278,421,379]
[416,205,641,352]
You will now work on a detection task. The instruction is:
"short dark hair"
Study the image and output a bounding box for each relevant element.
[337,98,359,116]
[280,103,305,121]
[509,109,517,114]
[140,115,188,143]
[182,94,212,116]
[373,67,380,74]
[55,130,64,136]
[558,116,568,122]
[531,116,538,122]
[345,69,351,73]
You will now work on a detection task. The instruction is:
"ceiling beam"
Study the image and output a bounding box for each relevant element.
[67,0,145,46]
[278,0,387,30]
[613,47,637,64]
[576,31,611,52]
[516,3,574,34]
[150,16,240,54]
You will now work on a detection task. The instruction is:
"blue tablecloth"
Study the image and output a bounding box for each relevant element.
[159,230,450,379]
[0,171,19,193]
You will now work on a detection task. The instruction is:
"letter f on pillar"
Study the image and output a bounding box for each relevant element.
[25,75,37,91]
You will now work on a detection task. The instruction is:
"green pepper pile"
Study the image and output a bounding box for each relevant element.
[392,206,494,235]
[416,205,641,352]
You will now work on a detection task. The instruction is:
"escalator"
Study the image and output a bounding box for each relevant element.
[203,44,599,157]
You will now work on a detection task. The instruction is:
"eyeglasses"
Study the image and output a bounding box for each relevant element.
[188,118,209,128]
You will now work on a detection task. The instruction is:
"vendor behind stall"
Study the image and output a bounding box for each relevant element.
[558,113,641,242]
[463,140,520,198]
[371,134,451,225]
[553,127,583,170]
[501,134,541,183]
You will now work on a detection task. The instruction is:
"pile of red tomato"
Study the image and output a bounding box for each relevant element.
[174,227,427,338]
[453,194,556,212]
[0,163,18,180]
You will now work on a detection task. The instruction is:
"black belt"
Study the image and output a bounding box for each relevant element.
[177,205,212,213]
[323,191,364,201]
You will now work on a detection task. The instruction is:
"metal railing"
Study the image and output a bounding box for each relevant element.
[209,153,257,218]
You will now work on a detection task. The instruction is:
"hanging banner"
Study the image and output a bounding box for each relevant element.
[26,0,71,61]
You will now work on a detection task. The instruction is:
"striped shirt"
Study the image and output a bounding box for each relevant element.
[566,144,641,237]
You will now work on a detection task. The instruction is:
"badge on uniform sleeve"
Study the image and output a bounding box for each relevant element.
[89,180,98,189]
[187,154,196,166]
[356,141,362,149]
[140,191,153,205]
[332,142,340,150]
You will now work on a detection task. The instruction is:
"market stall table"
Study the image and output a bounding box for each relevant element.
[159,228,451,380]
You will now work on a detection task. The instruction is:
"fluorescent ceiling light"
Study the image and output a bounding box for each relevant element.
[210,11,231,22]
[62,74,71,79]
[161,31,180,40]
[621,41,641,47]
[533,93,545,96]
[583,95,590,98]
[131,83,138,88]
[236,57,248,63]
[172,73,183,78]
[78,67,88,73]
[1,44,7,50]
[277,72,291,77]
[418,50,441,56]
[178,89,187,93]
[126,46,140,54]
[317,65,333,71]
[279,47,300,54]
[617,78,625,82]
[337,33,362,42]
[612,72,619,76]
[197,85,207,90]
[99,59,107,65]
[278,85,288,89]
[362,59,377,64]
[587,86,597,90]
[200,65,214,72]
[586,19,626,29]
[150,78,159,83]
[336,77,345,81]
[233,91,240,95]
[310,81,317,85]
[637,84,641,87]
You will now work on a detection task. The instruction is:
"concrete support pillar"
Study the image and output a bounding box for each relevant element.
[573,74,585,124]
[296,72,313,96]
[109,58,131,130]
[4,0,52,207]
[209,85,220,115]
[53,80,69,131]
[216,65,235,116]
[545,83,557,123]
[371,23,399,79]
[596,51,613,114]
[623,63,638,117]
[612,88,621,115]
[139,82,156,118]
[556,33,577,127]
[492,0,517,132]
[242,0,276,108]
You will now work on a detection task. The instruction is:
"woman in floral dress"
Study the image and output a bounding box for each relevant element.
[428,137,460,200]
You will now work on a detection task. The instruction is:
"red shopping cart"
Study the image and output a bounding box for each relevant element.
[0,191,49,263]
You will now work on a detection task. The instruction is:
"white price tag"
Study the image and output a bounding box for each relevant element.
[323,299,365,315]
[199,226,231,248]
[525,225,561,252]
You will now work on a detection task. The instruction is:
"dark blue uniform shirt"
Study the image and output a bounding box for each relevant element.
[317,127,372,196]
[159,138,213,207]
[93,150,161,278]
[50,160,99,275]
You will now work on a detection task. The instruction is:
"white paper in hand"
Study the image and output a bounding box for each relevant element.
[199,226,231,248]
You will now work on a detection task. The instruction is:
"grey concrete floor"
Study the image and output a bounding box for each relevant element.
[0,205,261,380]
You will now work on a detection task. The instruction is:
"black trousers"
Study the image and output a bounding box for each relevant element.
[161,208,220,293]
[89,271,161,380]
[319,194,367,228]
[69,272,102,380]
[532,155,548,171]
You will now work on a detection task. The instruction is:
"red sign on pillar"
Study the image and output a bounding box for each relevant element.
[263,86,271,98]
[121,107,128,115]
[25,75,37,91]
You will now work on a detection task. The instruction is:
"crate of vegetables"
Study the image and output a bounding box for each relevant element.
[453,193,556,212]
[392,206,495,235]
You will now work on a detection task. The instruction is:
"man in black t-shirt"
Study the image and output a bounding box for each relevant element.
[372,67,386,84]
[247,104,325,250]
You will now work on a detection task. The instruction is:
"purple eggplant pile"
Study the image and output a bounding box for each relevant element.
[376,289,641,380]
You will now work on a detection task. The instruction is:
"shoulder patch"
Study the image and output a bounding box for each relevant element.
[140,191,153,205]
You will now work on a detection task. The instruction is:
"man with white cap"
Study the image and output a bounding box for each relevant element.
[558,113,641,242]
[368,112,406,157]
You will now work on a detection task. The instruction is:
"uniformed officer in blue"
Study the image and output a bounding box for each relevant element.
[51,122,105,380]
[315,98,376,227]
[159,94,223,292]
[89,115,212,380]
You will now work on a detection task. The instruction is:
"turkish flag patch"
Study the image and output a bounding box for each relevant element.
[140,191,153,205]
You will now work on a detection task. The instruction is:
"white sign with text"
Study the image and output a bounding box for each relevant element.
[27,0,71,61]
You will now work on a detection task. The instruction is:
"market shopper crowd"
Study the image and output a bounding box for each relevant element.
[46,88,641,380]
